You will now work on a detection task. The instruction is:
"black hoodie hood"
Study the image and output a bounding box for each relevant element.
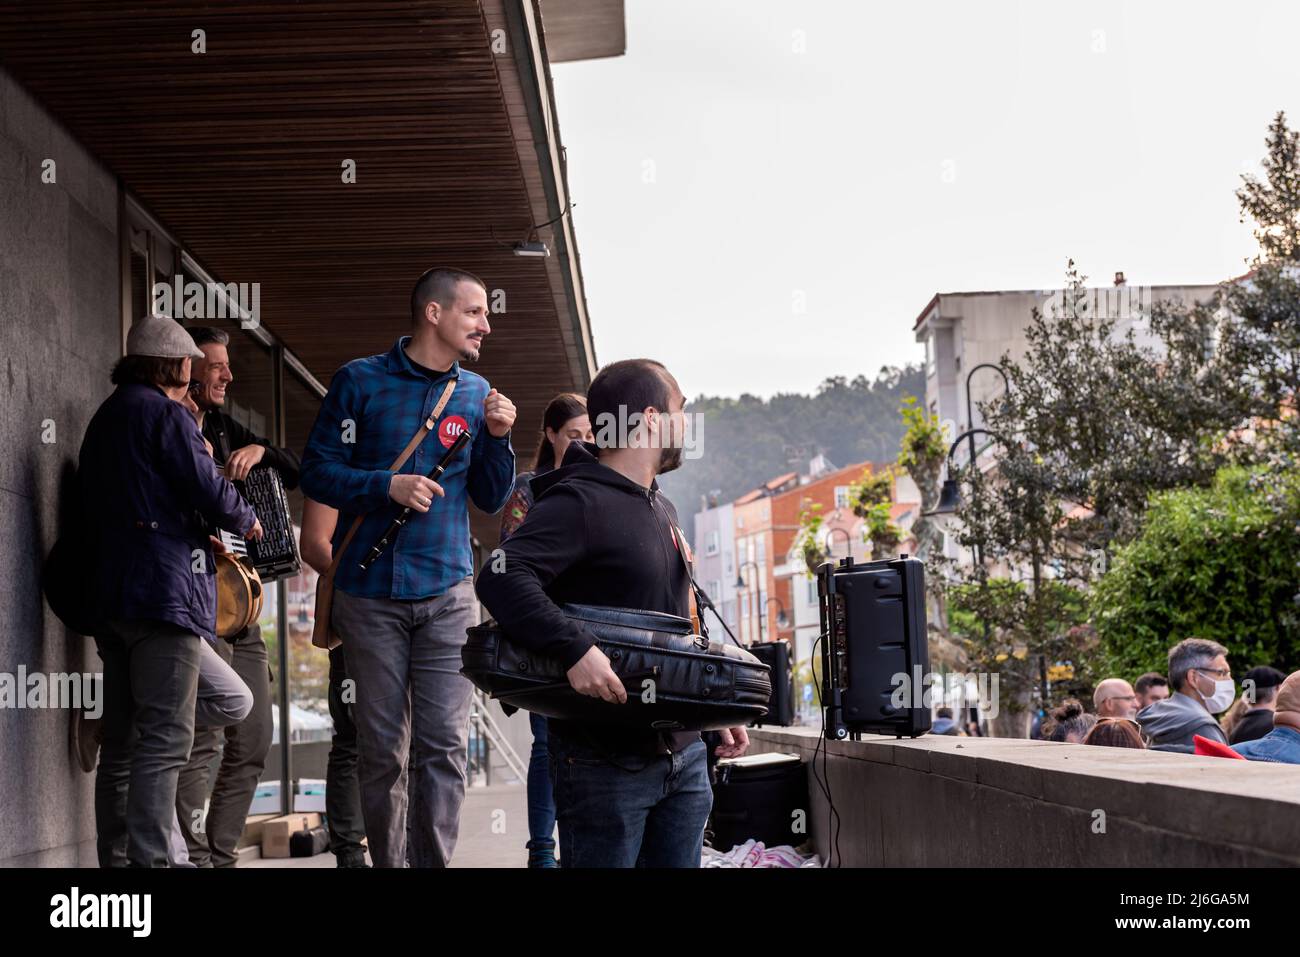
[530,439,660,501]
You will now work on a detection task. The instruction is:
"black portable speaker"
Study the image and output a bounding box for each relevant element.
[819,555,930,739]
[708,752,808,851]
[748,641,793,727]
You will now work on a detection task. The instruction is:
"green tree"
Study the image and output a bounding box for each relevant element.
[1092,466,1300,678]
[1237,110,1300,263]
[1211,110,1300,459]
[944,258,1254,731]
[897,395,947,561]
[847,467,902,559]
[792,503,828,577]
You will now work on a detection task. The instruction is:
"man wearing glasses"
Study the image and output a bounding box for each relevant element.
[1092,678,1139,720]
[1137,638,1232,750]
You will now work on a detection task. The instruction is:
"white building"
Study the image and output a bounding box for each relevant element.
[692,501,738,637]
[912,278,1220,565]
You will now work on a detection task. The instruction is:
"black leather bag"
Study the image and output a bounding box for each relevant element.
[461,604,771,731]
[289,825,329,858]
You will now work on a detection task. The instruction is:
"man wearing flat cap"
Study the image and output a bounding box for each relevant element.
[1229,666,1289,745]
[79,315,264,867]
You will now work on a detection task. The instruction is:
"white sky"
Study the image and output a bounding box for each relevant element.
[550,0,1300,399]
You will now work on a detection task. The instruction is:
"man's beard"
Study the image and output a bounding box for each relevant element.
[455,332,483,363]
[657,444,684,475]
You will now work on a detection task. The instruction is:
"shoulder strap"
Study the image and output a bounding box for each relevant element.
[324,378,456,577]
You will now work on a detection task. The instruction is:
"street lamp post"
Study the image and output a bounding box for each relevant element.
[763,596,790,641]
[736,559,761,646]
[963,363,1010,473]
[960,362,1010,566]
[823,525,852,561]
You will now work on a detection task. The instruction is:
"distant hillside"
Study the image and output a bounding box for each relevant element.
[659,364,926,542]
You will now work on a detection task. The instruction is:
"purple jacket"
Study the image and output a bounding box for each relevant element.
[78,383,256,642]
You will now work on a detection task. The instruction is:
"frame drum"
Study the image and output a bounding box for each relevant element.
[215,551,263,639]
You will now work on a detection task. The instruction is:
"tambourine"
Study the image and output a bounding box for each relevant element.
[215,551,263,639]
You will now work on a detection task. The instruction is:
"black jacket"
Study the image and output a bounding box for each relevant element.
[475,441,698,755]
[1229,708,1275,745]
[80,384,255,643]
[201,408,301,488]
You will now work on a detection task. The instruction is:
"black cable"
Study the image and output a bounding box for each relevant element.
[809,630,841,868]
[691,579,745,649]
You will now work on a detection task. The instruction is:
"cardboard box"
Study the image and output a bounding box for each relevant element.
[237,813,280,850]
[260,813,322,859]
[248,780,282,816]
[294,777,327,813]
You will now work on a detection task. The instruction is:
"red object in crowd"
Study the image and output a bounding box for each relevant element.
[1193,735,1245,759]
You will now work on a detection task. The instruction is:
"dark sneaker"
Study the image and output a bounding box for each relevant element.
[527,840,558,868]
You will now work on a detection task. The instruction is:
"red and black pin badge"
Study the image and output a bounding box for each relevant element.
[438,415,469,449]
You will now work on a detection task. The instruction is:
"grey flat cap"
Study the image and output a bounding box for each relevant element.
[126,314,205,360]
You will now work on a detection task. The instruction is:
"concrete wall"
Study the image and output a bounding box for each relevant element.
[750,727,1300,866]
[0,68,120,866]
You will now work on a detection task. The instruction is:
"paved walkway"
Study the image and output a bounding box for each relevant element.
[244,782,530,869]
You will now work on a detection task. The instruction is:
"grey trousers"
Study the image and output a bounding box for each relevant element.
[175,623,273,867]
[94,621,252,867]
[330,579,478,868]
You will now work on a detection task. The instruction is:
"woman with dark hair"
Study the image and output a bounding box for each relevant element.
[498,393,592,868]
[499,393,591,539]
[1040,698,1097,743]
[1083,718,1146,749]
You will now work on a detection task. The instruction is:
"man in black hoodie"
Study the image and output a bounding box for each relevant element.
[475,359,748,867]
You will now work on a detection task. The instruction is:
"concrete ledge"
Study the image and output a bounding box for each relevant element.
[748,727,1300,866]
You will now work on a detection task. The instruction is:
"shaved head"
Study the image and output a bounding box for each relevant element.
[1094,678,1138,719]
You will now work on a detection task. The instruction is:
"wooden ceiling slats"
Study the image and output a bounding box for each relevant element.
[1,0,598,543]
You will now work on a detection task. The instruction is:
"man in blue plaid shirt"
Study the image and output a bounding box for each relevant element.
[300,267,516,867]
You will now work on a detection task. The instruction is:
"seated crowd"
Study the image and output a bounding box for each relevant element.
[1032,638,1299,763]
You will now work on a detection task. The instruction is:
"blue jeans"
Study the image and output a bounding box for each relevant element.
[527,713,556,849]
[548,731,712,868]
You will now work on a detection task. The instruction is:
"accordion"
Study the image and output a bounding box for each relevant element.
[217,465,301,582]
[461,604,772,731]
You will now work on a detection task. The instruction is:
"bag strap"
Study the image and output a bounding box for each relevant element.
[324,378,457,577]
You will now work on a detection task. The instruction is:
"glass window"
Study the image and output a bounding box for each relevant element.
[128,226,150,322]
[281,368,331,767]
[834,485,849,509]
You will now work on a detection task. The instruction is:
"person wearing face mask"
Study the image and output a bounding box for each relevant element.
[475,359,749,868]
[1137,638,1233,751]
